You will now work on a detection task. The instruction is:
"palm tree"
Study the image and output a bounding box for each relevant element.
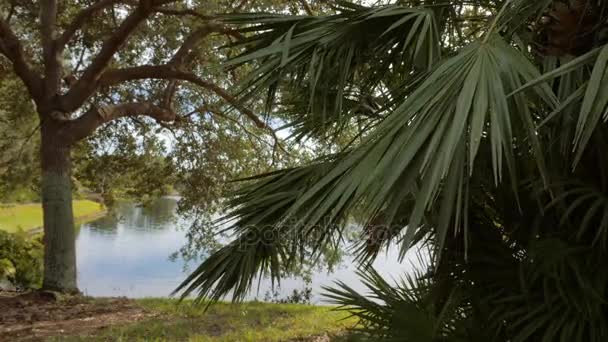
[176,1,608,340]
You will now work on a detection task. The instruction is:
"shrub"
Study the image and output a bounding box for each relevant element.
[0,230,43,289]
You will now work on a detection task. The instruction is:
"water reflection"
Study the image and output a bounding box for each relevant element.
[83,198,178,234]
[76,197,414,302]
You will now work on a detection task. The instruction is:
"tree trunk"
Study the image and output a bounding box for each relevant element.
[40,122,78,293]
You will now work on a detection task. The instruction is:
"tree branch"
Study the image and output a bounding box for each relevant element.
[161,80,178,108]
[60,1,155,112]
[202,105,289,158]
[298,0,314,15]
[153,8,212,20]
[5,2,16,24]
[62,102,176,143]
[205,105,271,144]
[0,17,42,100]
[56,0,123,51]
[98,65,268,129]
[163,22,232,110]
[170,22,223,65]
[40,0,62,95]
[40,0,57,61]
[234,0,250,11]
[154,9,244,40]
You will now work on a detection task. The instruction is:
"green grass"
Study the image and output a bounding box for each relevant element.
[62,299,358,341]
[0,200,105,233]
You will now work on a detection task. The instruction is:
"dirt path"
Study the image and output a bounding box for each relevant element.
[0,291,154,341]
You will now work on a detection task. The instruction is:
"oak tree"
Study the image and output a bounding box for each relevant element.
[0,0,299,292]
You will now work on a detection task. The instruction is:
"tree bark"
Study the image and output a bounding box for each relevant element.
[40,121,78,293]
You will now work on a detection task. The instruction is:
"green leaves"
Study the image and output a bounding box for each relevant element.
[513,43,608,167]
[221,5,441,138]
[272,35,554,259]
[496,0,553,35]
[173,228,287,303]
[175,161,345,301]
[324,266,439,342]
[546,182,608,248]
[487,237,608,342]
[0,230,43,289]
[181,5,608,341]
[573,45,608,166]
[179,32,561,303]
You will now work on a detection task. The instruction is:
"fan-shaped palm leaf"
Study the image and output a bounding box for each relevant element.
[178,2,608,340]
[274,35,555,260]
[220,4,441,136]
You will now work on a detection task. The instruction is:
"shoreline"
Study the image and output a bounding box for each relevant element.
[26,209,108,236]
[0,200,106,234]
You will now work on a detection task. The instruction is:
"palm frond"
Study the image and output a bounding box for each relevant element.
[544,181,608,248]
[512,43,608,167]
[324,248,485,341]
[324,264,438,341]
[275,35,556,260]
[220,4,441,134]
[173,229,286,303]
[180,3,608,340]
[180,33,560,302]
[497,0,554,35]
[485,238,608,342]
[174,161,348,301]
[572,44,608,166]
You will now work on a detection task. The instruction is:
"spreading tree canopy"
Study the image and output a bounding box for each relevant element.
[0,0,331,292]
[178,0,608,340]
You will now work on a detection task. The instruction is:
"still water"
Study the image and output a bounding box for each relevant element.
[76,197,414,303]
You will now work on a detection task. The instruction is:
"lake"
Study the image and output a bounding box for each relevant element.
[76,197,416,303]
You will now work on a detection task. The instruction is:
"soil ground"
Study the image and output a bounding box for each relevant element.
[0,291,152,341]
[0,291,356,341]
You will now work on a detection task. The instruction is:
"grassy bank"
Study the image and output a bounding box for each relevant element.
[76,299,357,341]
[0,200,105,233]
[1,295,357,341]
